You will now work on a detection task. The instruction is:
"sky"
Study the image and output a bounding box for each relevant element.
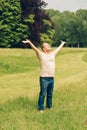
[44,0,87,12]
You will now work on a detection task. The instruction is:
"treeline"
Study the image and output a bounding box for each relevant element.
[0,0,87,48]
[47,9,87,47]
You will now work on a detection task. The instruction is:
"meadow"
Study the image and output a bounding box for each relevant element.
[0,48,87,130]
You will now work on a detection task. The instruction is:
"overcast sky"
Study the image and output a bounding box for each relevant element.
[44,0,87,12]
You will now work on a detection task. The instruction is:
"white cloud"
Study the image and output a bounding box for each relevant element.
[44,0,87,12]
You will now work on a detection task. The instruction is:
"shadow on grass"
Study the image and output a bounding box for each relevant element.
[0,97,37,113]
[82,53,87,63]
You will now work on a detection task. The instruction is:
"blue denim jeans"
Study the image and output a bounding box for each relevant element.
[38,77,54,110]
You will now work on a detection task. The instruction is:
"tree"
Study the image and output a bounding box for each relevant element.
[21,0,54,47]
[52,9,87,47]
[0,0,29,48]
[76,9,87,47]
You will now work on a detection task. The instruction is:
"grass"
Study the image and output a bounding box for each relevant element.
[0,48,87,130]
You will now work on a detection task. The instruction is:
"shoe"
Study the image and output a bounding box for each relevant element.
[47,107,52,110]
[39,110,43,113]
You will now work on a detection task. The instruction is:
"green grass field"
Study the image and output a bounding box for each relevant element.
[0,48,87,130]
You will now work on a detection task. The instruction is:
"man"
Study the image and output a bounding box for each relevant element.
[22,39,66,113]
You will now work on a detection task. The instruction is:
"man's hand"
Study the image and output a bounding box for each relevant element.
[22,39,31,44]
[60,40,66,44]
[22,39,40,53]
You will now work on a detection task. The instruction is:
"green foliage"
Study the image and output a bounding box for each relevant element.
[40,29,55,44]
[47,9,87,47]
[0,0,29,48]
[76,9,87,47]
[46,9,60,18]
[24,14,35,23]
[43,19,51,26]
[40,19,55,44]
[46,9,61,24]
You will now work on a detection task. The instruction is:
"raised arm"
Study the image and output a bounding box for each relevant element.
[22,39,40,54]
[52,40,66,55]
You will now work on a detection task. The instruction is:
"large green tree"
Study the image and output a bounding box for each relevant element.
[0,0,29,48]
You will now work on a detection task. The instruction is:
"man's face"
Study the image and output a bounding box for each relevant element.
[42,43,51,52]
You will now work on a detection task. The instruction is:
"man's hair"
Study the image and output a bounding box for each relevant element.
[41,42,45,51]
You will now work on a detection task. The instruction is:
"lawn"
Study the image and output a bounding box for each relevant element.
[0,48,87,130]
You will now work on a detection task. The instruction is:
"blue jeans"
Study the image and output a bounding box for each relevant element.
[38,77,54,110]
